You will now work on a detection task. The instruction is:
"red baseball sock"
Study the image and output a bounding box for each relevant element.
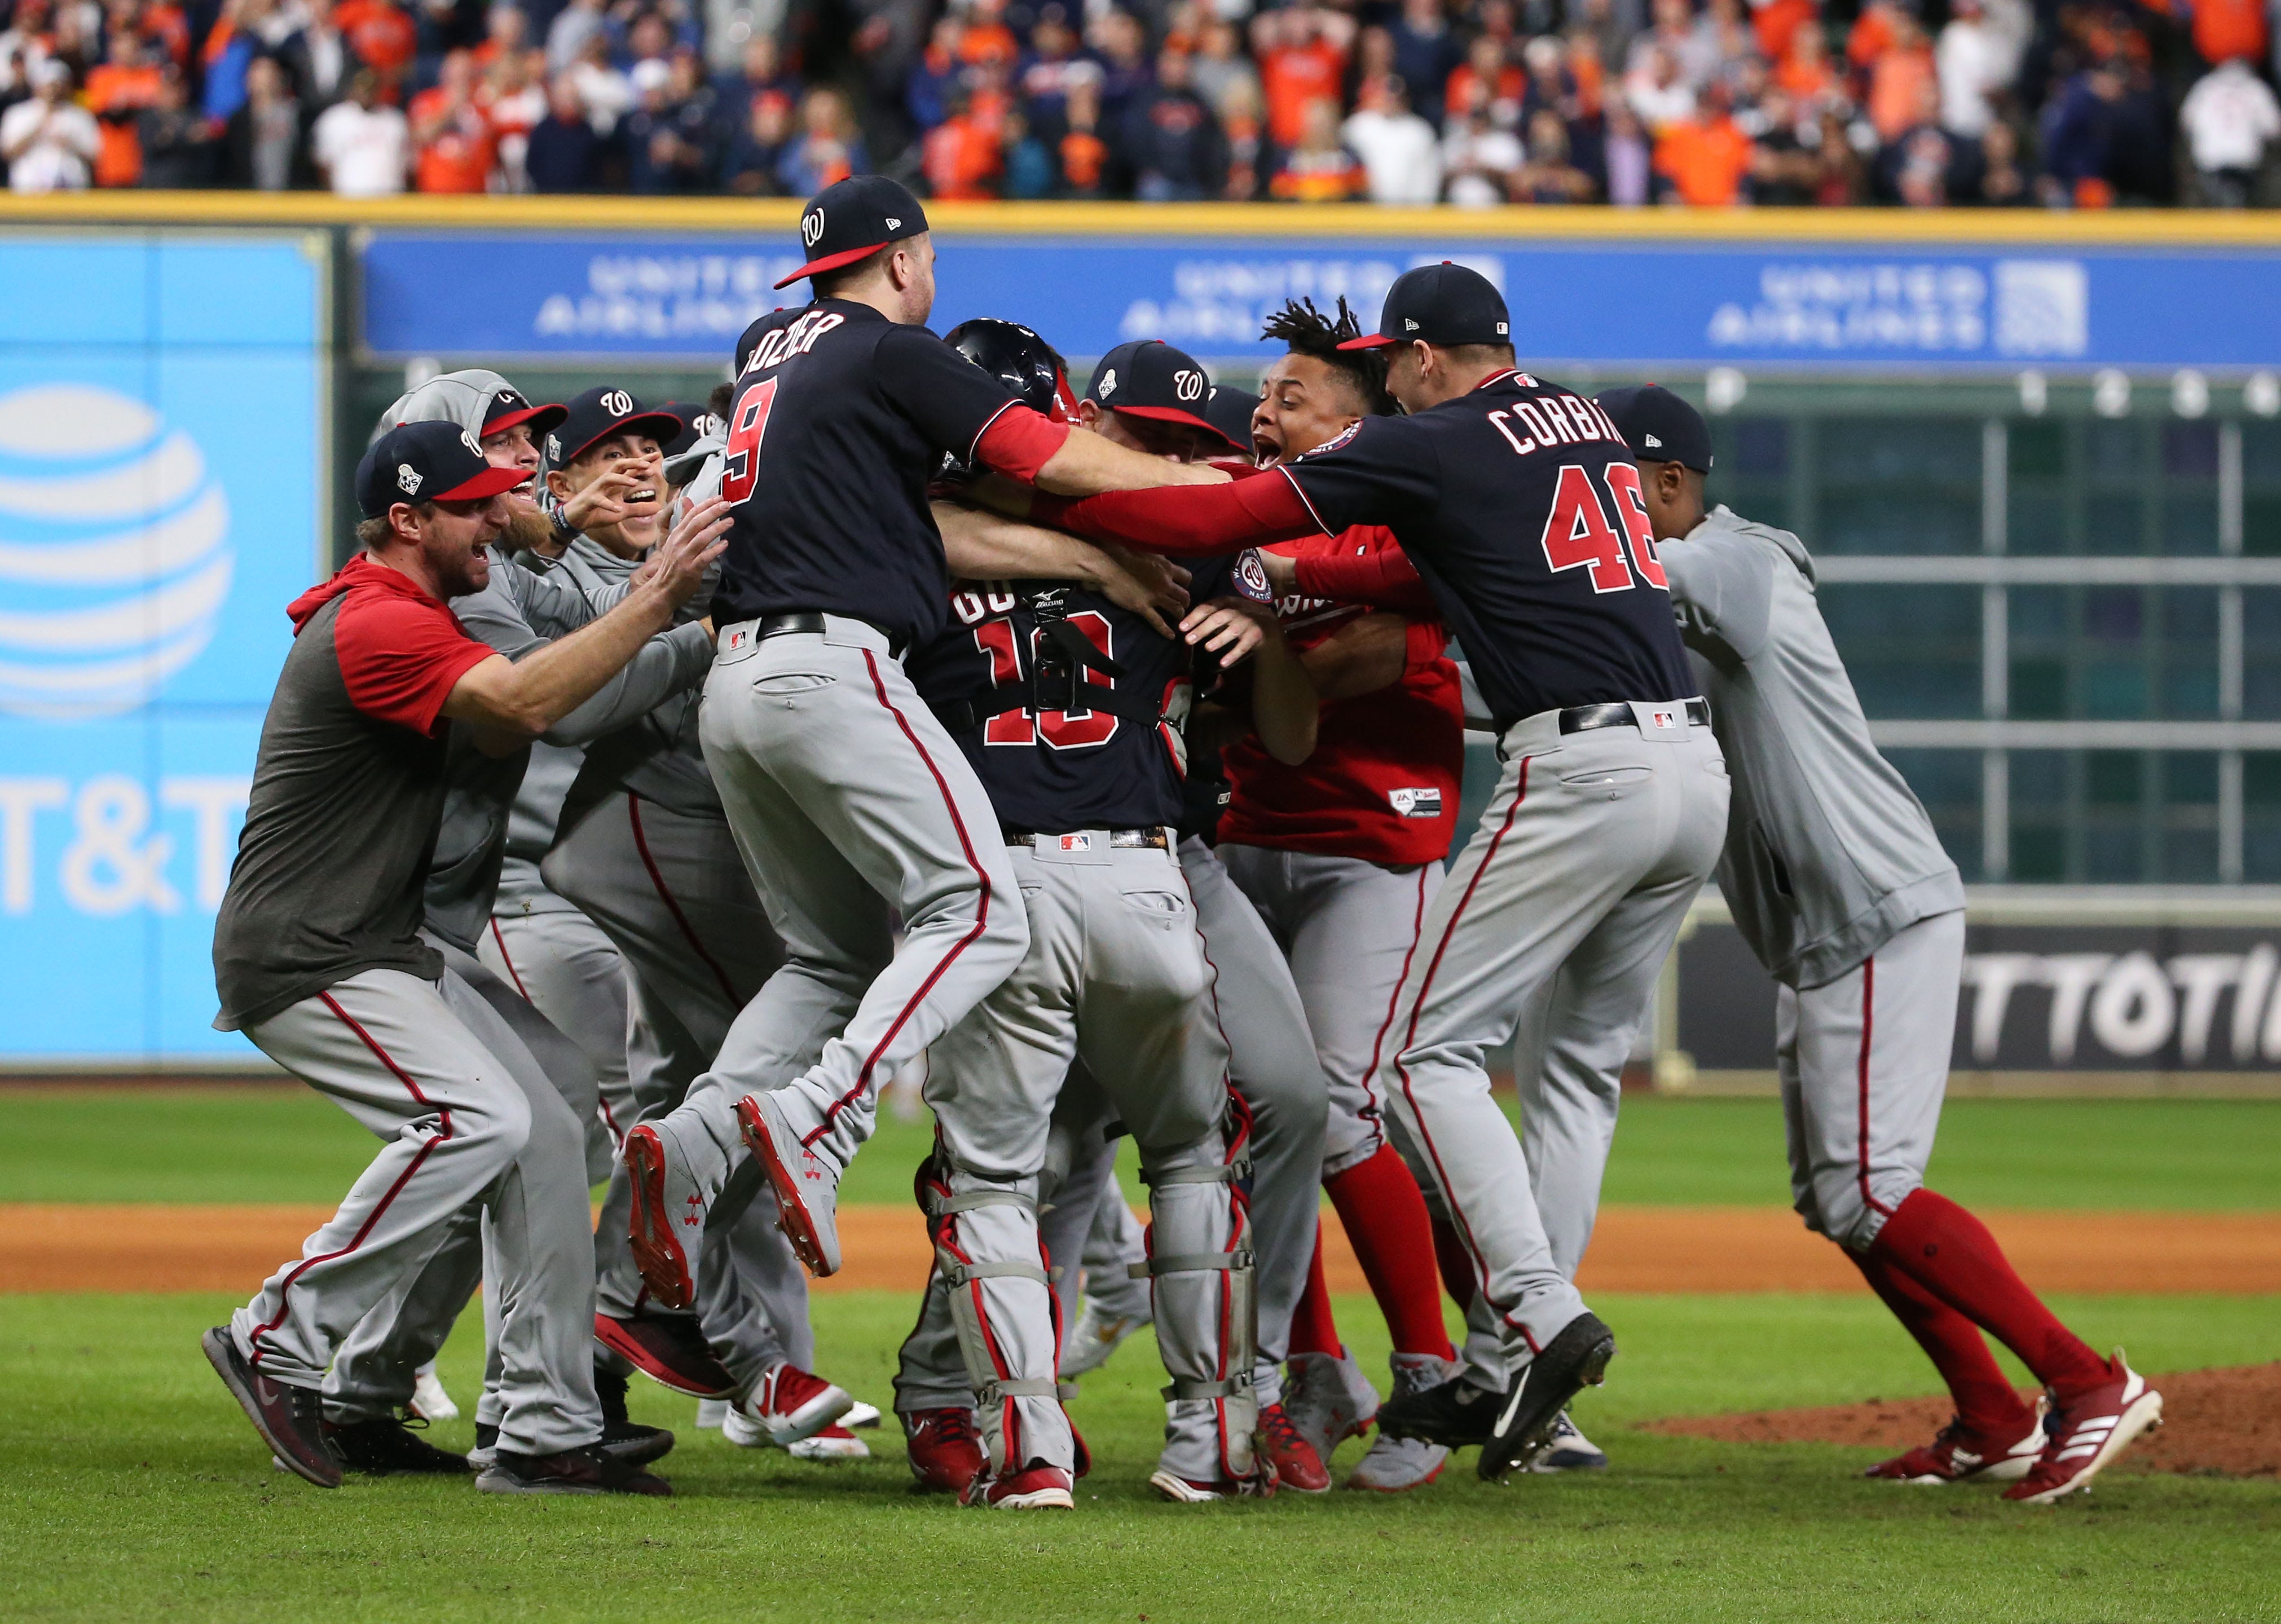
[1870,1188,2109,1401]
[1848,1247,2035,1438]
[1288,1222,1343,1360]
[1326,1146,1457,1360]
[1430,1212,1478,1318]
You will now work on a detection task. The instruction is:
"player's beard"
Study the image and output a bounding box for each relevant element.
[497,502,556,554]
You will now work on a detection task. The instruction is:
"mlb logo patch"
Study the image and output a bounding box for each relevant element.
[725,628,748,651]
[1651,709,1676,729]
[1389,788,1443,819]
[1058,833,1094,852]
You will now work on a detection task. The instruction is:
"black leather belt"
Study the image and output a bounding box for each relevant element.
[1005,827,1170,850]
[752,611,905,657]
[1556,698,1711,735]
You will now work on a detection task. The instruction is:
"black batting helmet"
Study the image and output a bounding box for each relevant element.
[945,317,1078,423]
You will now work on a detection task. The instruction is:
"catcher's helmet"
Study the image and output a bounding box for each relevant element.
[945,317,1077,423]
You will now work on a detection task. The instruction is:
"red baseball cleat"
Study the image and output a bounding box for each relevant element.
[737,1361,854,1446]
[592,1311,737,1398]
[1256,1402,1330,1493]
[1865,1405,2045,1485]
[2004,1352,2163,1504]
[904,1407,987,1496]
[964,1463,1075,1510]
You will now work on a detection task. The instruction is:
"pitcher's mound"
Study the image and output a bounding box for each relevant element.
[1648,1362,2281,1479]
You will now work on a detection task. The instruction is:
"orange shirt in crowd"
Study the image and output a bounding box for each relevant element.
[1444,59,1525,118]
[335,0,416,79]
[1776,50,1836,101]
[1655,113,1752,204]
[958,20,1018,68]
[1059,125,1107,190]
[1866,42,1933,140]
[1752,0,1818,67]
[142,1,191,67]
[83,59,164,186]
[408,88,493,191]
[1270,145,1364,201]
[1261,37,1346,148]
[922,112,1002,199]
[2189,0,2269,65]
[1846,1,1897,69]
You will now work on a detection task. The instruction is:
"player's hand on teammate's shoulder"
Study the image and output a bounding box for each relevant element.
[1093,541,1192,639]
[1181,595,1283,664]
[640,496,733,607]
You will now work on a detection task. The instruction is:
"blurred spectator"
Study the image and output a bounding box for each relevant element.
[719,72,790,193]
[1,57,98,189]
[1125,46,1225,200]
[1624,40,1693,130]
[719,31,795,114]
[1388,0,1461,123]
[545,0,604,74]
[1865,10,1935,144]
[197,0,257,123]
[1443,99,1522,203]
[526,69,605,187]
[1216,77,1264,198]
[1744,84,1817,201]
[1343,73,1439,201]
[1776,20,1838,104]
[135,63,211,183]
[2186,0,2268,76]
[569,32,631,131]
[1935,0,2009,138]
[409,48,494,191]
[777,83,864,192]
[470,4,525,69]
[1019,6,1098,123]
[622,53,714,192]
[334,0,416,87]
[1654,81,1750,202]
[1876,78,1977,204]
[221,52,303,187]
[1056,73,1110,195]
[1001,107,1052,196]
[83,27,163,186]
[1256,5,1350,149]
[1685,0,1754,90]
[1750,0,1817,67]
[482,48,547,189]
[273,0,349,109]
[921,81,1003,197]
[1513,105,1595,198]
[0,1,58,98]
[2179,57,2279,206]
[1350,26,1400,115]
[1189,17,1254,116]
[311,66,409,193]
[1446,32,1523,129]
[1089,7,1150,128]
[1269,92,1364,198]
[1627,0,1697,83]
[1972,116,2029,204]
[1603,100,1654,201]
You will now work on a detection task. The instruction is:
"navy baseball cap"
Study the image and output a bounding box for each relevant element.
[1086,341,1217,437]
[650,400,722,460]
[356,420,527,519]
[1339,263,1511,351]
[482,383,568,439]
[777,175,930,289]
[1204,384,1261,457]
[545,386,686,471]
[1596,385,1714,473]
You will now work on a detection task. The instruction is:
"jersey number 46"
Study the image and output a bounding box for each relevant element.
[1539,462,1668,594]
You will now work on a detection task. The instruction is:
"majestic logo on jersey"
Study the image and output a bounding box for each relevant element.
[1389,787,1443,819]
[1172,368,1204,403]
[1097,369,1117,399]
[598,390,634,418]
[802,208,825,246]
[396,463,422,495]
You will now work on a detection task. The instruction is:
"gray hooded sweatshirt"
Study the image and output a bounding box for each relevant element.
[1661,505,1963,990]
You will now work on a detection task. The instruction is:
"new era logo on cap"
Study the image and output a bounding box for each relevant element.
[1644,433,1663,447]
[886,216,901,228]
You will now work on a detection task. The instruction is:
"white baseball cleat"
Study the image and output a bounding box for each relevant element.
[409,1363,459,1424]
[843,1399,882,1429]
[787,1424,871,1461]
[695,1398,729,1431]
[1059,1298,1150,1378]
[1526,1410,1609,1472]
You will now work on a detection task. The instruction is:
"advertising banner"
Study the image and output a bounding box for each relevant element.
[362,228,2281,373]
[0,233,324,1065]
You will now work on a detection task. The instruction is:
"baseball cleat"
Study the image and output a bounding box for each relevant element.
[734,1361,853,1448]
[966,1463,1075,1510]
[409,1363,460,1423]
[592,1310,738,1398]
[1346,1354,1455,1492]
[326,1416,472,1476]
[468,1423,499,1471]
[1865,1405,2045,1485]
[1059,1298,1150,1377]
[2004,1352,2163,1504]
[843,1399,883,1429]
[903,1407,987,1495]
[1527,1410,1610,1473]
[1377,1373,1500,1450]
[1255,1402,1330,1493]
[624,1124,700,1310]
[1284,1347,1380,1463]
[595,1365,676,1467]
[788,1424,871,1461]
[695,1398,729,1429]
[1147,1468,1274,1503]
[1477,1311,1617,1482]
[201,1326,341,1488]
[475,1442,673,1496]
[737,1091,843,1277]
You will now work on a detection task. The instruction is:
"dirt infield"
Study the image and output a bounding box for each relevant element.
[5,1201,2278,1296]
[1649,1362,2281,1478]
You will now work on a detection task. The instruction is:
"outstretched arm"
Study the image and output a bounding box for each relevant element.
[933,501,1192,637]
[1036,468,1324,558]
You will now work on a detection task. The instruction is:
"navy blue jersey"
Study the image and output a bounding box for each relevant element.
[713,299,1023,648]
[910,558,1234,832]
[1279,370,1696,730]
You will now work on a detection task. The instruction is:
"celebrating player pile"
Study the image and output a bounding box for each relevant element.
[199,179,2160,1510]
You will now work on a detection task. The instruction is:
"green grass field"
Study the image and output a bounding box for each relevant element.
[2,1091,2276,1622]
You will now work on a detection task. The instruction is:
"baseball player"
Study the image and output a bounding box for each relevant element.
[316,373,718,1475]
[1011,263,1731,1478]
[618,176,1221,1313]
[887,321,1316,1506]
[1600,385,2163,1504]
[202,421,720,1495]
[532,386,868,1453]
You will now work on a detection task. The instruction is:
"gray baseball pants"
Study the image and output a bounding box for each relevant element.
[894,837,1252,1484]
[654,616,1028,1207]
[1176,837,1327,1409]
[480,899,633,1176]
[1780,910,1963,1253]
[1374,705,1728,1357]
[231,965,601,1456]
[543,789,808,1392]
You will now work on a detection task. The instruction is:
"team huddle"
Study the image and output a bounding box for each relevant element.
[198,173,2164,1510]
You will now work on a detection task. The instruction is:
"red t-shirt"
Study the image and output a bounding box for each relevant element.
[315,554,496,733]
[1216,527,1464,868]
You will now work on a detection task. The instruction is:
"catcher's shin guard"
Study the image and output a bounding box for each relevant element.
[1138,1116,1262,1488]
[922,1159,1072,1475]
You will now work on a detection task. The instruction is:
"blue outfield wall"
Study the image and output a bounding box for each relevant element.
[0,233,324,1065]
[361,229,2281,372]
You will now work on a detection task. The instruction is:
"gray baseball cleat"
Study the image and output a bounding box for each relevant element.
[1346,1353,1455,1492]
[1525,1410,1609,1472]
[737,1091,842,1277]
[1058,1297,1150,1377]
[1283,1347,1381,1465]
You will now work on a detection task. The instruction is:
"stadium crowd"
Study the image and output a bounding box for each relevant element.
[0,0,2275,205]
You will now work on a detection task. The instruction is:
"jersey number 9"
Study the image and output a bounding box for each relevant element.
[719,378,780,505]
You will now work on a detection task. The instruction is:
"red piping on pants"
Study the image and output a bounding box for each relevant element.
[1857,954,1892,1219]
[626,793,742,1007]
